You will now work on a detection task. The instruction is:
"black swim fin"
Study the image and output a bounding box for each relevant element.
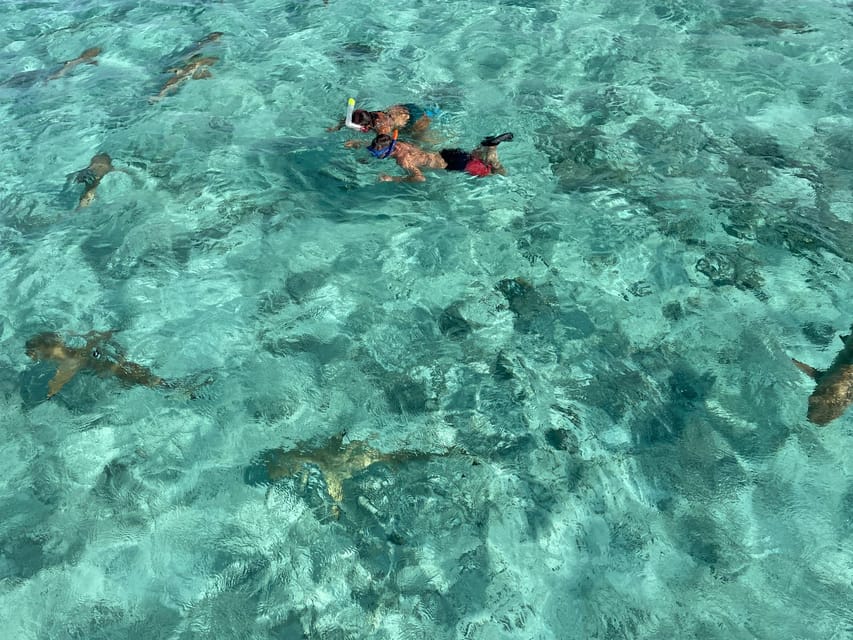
[480,132,514,146]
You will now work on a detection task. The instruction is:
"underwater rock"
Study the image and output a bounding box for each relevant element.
[437,303,473,339]
[492,351,516,382]
[534,118,629,191]
[695,248,763,291]
[260,270,328,311]
[627,116,712,177]
[333,41,383,63]
[678,513,722,566]
[582,368,652,423]
[544,427,579,454]
[496,277,560,334]
[841,485,853,535]
[712,198,763,242]
[0,533,47,580]
[662,301,684,322]
[628,280,654,297]
[626,117,667,150]
[755,210,853,263]
[562,308,596,340]
[725,16,816,34]
[384,374,433,414]
[726,155,773,193]
[261,333,350,365]
[732,127,788,167]
[668,365,716,406]
[824,129,853,172]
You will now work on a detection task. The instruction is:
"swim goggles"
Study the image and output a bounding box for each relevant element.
[367,129,398,159]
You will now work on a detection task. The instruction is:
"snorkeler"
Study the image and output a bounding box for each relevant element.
[328,98,437,140]
[70,153,120,208]
[365,130,513,182]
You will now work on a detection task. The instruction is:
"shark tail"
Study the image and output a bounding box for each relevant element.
[243,448,280,486]
[244,460,273,486]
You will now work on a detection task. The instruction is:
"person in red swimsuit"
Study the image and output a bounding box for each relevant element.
[366,131,513,183]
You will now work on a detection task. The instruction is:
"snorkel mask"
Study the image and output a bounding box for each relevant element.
[367,130,398,159]
[344,98,369,132]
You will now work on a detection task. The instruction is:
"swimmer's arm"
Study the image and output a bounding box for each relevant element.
[379,166,426,183]
[326,119,345,132]
[400,159,426,182]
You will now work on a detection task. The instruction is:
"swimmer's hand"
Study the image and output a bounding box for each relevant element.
[379,174,425,183]
[344,139,365,149]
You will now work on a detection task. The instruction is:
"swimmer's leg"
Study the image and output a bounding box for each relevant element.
[407,104,438,141]
[472,145,505,175]
[473,132,513,175]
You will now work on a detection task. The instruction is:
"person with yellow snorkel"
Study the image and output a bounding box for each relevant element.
[328,98,437,146]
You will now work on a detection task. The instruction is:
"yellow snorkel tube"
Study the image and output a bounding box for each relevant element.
[344,97,365,131]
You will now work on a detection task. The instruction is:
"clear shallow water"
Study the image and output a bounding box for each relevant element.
[1,0,853,637]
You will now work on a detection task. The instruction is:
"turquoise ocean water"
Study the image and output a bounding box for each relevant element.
[2,0,853,637]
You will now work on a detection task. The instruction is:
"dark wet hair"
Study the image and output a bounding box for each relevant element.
[351,109,375,127]
[368,134,393,152]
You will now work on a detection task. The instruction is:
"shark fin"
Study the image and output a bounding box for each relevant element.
[792,358,819,379]
[47,361,84,398]
[841,334,849,344]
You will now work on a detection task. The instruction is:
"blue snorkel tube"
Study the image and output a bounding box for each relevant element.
[344,97,366,132]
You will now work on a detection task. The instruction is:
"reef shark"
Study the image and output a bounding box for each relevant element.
[150,32,222,103]
[174,32,223,60]
[47,47,101,81]
[2,47,101,87]
[246,433,458,507]
[793,329,853,425]
[25,331,169,398]
[150,54,218,102]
